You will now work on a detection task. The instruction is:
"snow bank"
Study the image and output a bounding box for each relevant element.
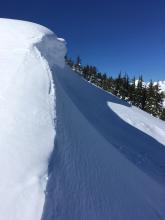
[0,18,66,220]
[42,66,165,220]
[107,102,165,145]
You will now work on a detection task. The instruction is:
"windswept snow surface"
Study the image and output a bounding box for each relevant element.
[42,66,165,220]
[107,102,165,145]
[0,19,66,220]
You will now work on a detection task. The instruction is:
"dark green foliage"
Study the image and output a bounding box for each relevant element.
[65,55,165,120]
[144,81,164,117]
[128,77,136,104]
[65,55,74,68]
[75,56,82,72]
[160,108,165,120]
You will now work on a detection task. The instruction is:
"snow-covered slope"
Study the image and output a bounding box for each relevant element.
[1,18,165,220]
[42,66,165,220]
[0,19,66,220]
[107,102,165,145]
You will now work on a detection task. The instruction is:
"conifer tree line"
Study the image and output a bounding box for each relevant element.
[65,55,165,121]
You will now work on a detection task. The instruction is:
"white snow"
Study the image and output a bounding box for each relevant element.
[1,18,165,220]
[42,65,165,220]
[0,18,66,220]
[107,102,165,145]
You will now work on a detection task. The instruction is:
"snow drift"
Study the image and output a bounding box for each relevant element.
[107,102,165,145]
[0,18,66,220]
[42,66,165,220]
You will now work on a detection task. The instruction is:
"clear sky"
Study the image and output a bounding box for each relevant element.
[1,0,165,80]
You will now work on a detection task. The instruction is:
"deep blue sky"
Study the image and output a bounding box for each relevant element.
[1,0,165,80]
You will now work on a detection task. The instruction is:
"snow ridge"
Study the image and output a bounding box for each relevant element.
[0,18,66,220]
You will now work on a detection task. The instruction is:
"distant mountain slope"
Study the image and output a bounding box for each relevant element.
[42,65,165,220]
[135,80,165,93]
[153,81,165,93]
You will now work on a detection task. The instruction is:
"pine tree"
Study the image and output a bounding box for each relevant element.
[145,80,163,117]
[101,73,107,90]
[128,77,136,105]
[120,73,129,100]
[65,55,74,68]
[65,54,165,121]
[154,83,164,117]
[82,65,90,79]
[88,66,96,83]
[134,75,144,108]
[107,76,115,93]
[114,72,122,96]
[141,85,147,110]
[145,80,154,113]
[160,108,165,120]
[75,56,82,72]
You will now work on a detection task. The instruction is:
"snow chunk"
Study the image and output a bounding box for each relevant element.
[0,18,66,220]
[107,102,165,145]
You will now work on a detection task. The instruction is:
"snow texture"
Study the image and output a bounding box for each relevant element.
[107,102,165,145]
[42,66,165,220]
[0,18,66,220]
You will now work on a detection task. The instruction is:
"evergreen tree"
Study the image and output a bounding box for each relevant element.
[141,85,147,110]
[107,76,115,93]
[95,72,103,87]
[90,66,97,83]
[120,73,129,100]
[75,56,82,72]
[134,75,144,108]
[114,72,122,96]
[145,80,160,116]
[82,65,90,79]
[160,108,165,120]
[101,73,108,90]
[65,54,165,121]
[128,77,136,105]
[65,55,74,67]
[145,80,154,113]
[153,83,164,116]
